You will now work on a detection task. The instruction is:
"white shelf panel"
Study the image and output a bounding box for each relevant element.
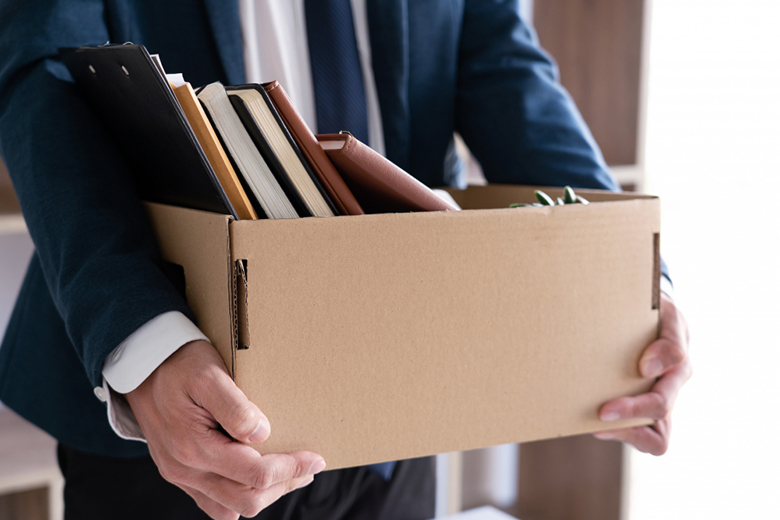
[0,213,26,235]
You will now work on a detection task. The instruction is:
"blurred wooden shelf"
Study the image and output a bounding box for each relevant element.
[0,409,62,519]
[0,187,26,235]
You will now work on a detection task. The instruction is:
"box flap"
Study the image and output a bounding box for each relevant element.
[446,184,656,210]
[144,203,235,373]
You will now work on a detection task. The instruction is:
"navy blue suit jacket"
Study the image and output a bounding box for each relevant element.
[0,0,622,457]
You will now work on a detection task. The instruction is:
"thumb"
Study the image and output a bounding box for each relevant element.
[196,368,271,444]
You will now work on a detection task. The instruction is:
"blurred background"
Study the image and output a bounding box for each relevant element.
[1,0,779,518]
[630,0,780,518]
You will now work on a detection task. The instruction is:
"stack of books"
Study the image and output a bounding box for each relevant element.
[59,44,457,219]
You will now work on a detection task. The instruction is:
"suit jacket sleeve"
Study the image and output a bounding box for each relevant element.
[0,0,193,388]
[454,0,674,284]
[455,0,619,192]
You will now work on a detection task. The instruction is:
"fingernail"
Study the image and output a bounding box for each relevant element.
[248,418,271,444]
[307,459,326,476]
[601,411,620,422]
[593,432,616,440]
[642,358,664,378]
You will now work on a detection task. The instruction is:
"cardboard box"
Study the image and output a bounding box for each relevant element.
[145,184,660,470]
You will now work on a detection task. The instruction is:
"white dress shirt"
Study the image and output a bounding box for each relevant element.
[100,0,382,440]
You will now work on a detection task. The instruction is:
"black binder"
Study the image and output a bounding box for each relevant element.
[59,44,237,217]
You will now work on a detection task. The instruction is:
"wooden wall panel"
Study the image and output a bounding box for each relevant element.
[0,157,10,187]
[0,488,49,520]
[534,0,645,166]
[0,158,21,215]
[515,435,624,520]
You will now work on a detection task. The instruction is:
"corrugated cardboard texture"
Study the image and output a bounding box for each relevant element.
[225,185,660,469]
[144,203,235,371]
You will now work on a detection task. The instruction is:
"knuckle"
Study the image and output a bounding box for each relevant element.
[653,392,671,415]
[170,442,200,468]
[205,364,230,391]
[178,446,200,468]
[668,343,687,365]
[628,398,643,418]
[230,404,258,438]
[158,464,185,485]
[192,365,225,401]
[253,465,275,490]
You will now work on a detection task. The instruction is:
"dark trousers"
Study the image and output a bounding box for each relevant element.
[57,444,436,520]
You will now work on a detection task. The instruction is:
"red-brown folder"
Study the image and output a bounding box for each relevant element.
[262,81,364,216]
[317,133,459,214]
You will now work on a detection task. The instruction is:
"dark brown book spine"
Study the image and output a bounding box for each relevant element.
[262,81,365,216]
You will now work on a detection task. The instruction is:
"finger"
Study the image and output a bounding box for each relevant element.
[593,426,664,455]
[594,417,672,455]
[190,365,271,444]
[187,469,317,519]
[640,296,689,378]
[661,293,690,345]
[600,361,691,423]
[651,361,693,402]
[240,474,317,517]
[599,392,668,422]
[192,432,325,490]
[194,472,268,517]
[195,472,316,519]
[179,483,239,520]
[249,453,326,489]
[639,336,687,379]
[160,417,325,491]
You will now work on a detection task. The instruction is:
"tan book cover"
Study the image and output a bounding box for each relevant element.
[173,83,258,220]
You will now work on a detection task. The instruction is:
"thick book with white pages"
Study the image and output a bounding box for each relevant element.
[198,82,298,220]
[227,86,336,218]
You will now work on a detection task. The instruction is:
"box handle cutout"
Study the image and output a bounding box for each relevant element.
[652,233,661,310]
[161,261,186,302]
[235,260,251,350]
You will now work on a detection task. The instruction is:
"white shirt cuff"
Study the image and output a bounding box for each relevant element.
[102,311,209,394]
[98,311,210,441]
[104,378,146,441]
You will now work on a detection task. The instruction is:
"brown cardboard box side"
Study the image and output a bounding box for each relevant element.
[145,184,659,470]
[145,204,235,372]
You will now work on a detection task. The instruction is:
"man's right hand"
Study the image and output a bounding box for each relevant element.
[126,340,325,520]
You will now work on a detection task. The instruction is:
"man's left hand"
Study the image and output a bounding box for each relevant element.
[593,293,692,455]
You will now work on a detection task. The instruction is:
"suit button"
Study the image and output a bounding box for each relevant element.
[94,386,107,402]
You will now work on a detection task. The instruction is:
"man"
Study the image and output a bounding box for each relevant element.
[0,1,691,519]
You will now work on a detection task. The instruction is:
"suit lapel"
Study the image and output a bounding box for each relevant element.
[203,0,246,85]
[366,0,410,170]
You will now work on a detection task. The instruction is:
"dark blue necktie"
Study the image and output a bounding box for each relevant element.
[305,0,370,143]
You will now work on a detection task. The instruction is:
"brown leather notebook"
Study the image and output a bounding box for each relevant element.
[317,133,459,214]
[262,81,364,216]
